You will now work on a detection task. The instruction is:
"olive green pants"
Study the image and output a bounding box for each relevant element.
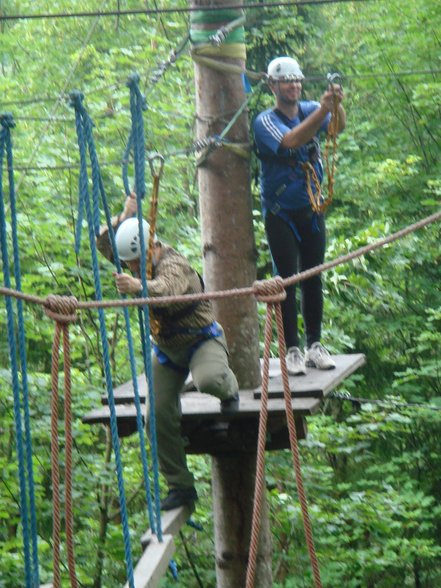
[150,331,238,490]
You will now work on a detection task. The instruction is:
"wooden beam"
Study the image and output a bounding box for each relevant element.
[141,505,193,549]
[123,534,175,588]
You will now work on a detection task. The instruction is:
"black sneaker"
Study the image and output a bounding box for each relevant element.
[160,487,198,511]
[220,392,240,415]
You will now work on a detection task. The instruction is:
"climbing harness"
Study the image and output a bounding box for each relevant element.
[152,321,223,374]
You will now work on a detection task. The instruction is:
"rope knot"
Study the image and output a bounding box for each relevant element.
[253,276,286,303]
[68,90,85,108]
[44,295,78,324]
[0,112,16,129]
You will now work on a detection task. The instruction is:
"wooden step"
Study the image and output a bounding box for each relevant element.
[141,505,194,550]
[123,534,175,588]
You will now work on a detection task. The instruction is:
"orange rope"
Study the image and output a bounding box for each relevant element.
[245,277,322,587]
[303,84,340,215]
[50,324,62,588]
[45,296,79,588]
[246,278,286,588]
[274,303,323,587]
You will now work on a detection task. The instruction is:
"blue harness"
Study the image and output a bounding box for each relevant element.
[153,321,222,374]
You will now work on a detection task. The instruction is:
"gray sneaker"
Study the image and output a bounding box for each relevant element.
[286,346,306,376]
[305,342,336,370]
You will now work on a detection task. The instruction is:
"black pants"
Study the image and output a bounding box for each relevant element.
[265,207,326,349]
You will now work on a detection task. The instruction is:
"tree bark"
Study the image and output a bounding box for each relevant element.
[191,0,261,390]
[191,1,272,585]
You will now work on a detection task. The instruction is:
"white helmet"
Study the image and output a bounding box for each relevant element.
[267,56,304,82]
[115,217,150,261]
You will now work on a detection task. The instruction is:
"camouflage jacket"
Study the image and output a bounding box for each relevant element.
[97,226,215,348]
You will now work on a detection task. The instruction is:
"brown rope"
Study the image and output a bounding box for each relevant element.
[274,303,323,587]
[147,155,164,280]
[246,276,322,587]
[63,323,79,588]
[0,210,439,311]
[302,161,324,214]
[50,324,62,588]
[322,87,341,211]
[245,300,274,588]
[47,298,79,588]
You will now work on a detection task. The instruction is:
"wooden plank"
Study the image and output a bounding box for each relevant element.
[253,353,366,399]
[82,391,322,426]
[141,505,193,550]
[100,354,364,404]
[82,355,366,442]
[123,534,175,588]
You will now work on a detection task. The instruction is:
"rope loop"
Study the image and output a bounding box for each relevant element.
[127,73,147,111]
[44,295,78,324]
[0,112,16,129]
[253,276,286,304]
[68,90,85,109]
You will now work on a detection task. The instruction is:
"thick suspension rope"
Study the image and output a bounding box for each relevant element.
[126,73,163,540]
[0,113,40,588]
[247,278,323,587]
[69,90,137,588]
[44,296,79,588]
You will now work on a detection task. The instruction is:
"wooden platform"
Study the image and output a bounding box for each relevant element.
[82,354,365,452]
[253,353,366,399]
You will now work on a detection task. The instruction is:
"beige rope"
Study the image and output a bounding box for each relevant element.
[0,210,439,311]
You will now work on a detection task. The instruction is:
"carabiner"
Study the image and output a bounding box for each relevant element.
[148,153,165,180]
[327,72,343,88]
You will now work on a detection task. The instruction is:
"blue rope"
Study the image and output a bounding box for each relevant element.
[0,113,39,588]
[127,74,163,539]
[169,559,179,581]
[122,131,133,196]
[69,91,136,588]
[98,171,158,536]
[127,73,147,200]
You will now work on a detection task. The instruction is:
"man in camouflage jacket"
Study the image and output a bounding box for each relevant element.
[97,195,239,510]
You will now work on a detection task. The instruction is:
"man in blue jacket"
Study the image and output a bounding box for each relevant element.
[254,56,346,375]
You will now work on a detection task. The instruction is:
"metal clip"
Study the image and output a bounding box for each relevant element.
[148,153,164,179]
[327,72,343,88]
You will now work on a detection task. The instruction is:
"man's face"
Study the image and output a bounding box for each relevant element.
[272,79,302,106]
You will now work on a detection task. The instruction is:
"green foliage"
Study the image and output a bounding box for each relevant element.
[0,0,440,586]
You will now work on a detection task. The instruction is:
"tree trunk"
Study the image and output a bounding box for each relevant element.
[191,0,260,390]
[212,453,272,588]
[191,1,272,586]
